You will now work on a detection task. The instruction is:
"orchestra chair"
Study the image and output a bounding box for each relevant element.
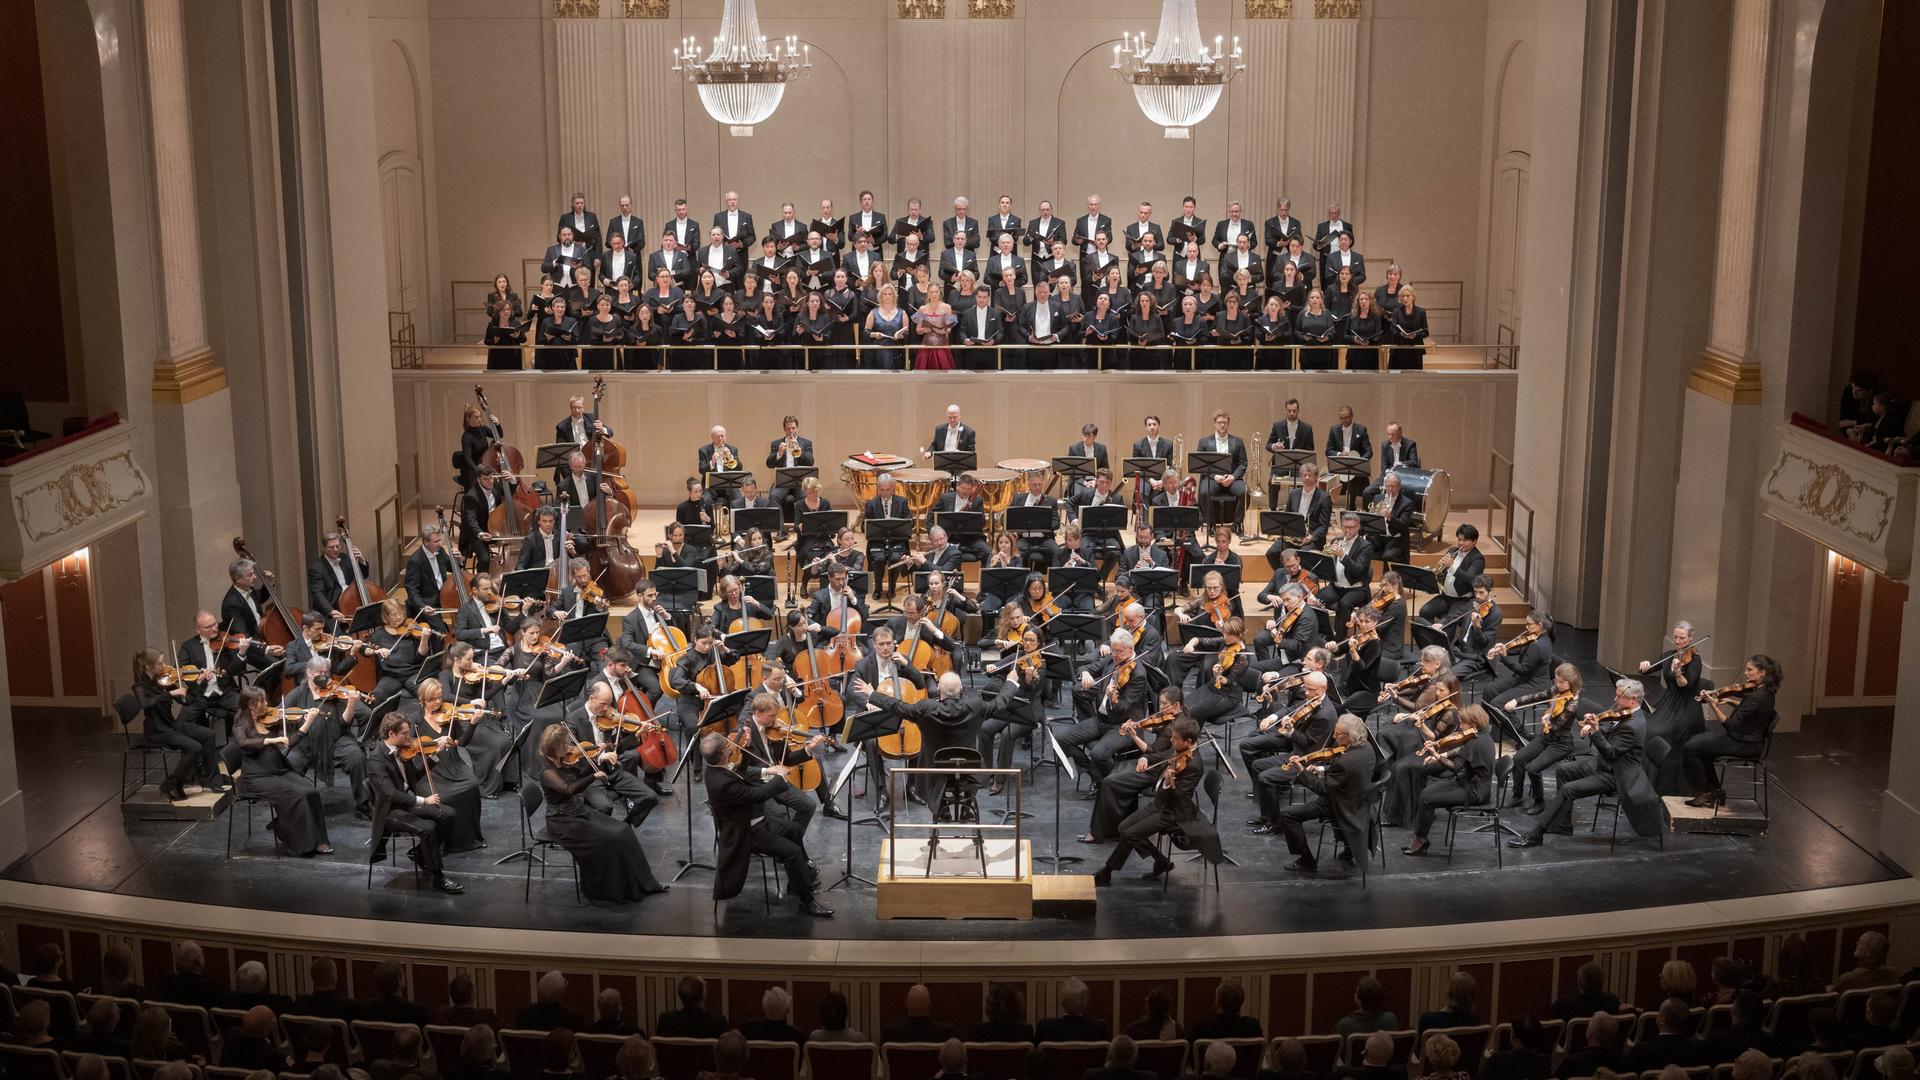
[1130,1038,1189,1079]
[276,1016,351,1068]
[647,1036,719,1080]
[154,1002,219,1064]
[965,1041,1039,1080]
[712,846,780,917]
[1589,785,1666,853]
[1035,1041,1112,1080]
[0,1045,70,1080]
[1439,769,1506,867]
[12,986,81,1039]
[114,693,183,804]
[802,1041,878,1080]
[1162,767,1229,888]
[352,1020,424,1065]
[1713,730,1775,829]
[517,784,581,903]
[364,822,424,890]
[1315,774,1390,889]
[575,1033,627,1080]
[743,1041,798,1080]
[1294,1034,1344,1078]
[62,1054,132,1080]
[881,1041,944,1080]
[223,782,273,861]
[498,1029,552,1080]
[1193,1037,1265,1079]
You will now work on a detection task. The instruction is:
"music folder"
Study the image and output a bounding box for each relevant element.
[1391,562,1442,595]
[731,507,782,539]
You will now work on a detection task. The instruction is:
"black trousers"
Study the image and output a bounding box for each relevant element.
[1240,728,1294,781]
[1277,797,1335,862]
[1419,594,1469,623]
[380,801,457,877]
[1509,735,1573,804]
[749,818,817,900]
[1101,804,1180,872]
[1089,764,1156,841]
[1412,777,1485,840]
[1526,757,1616,837]
[1681,731,1764,793]
[1056,716,1132,782]
[583,759,661,827]
[151,721,218,786]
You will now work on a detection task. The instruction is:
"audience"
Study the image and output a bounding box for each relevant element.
[519,972,587,1031]
[363,960,429,1027]
[1548,964,1619,1024]
[228,960,293,1013]
[1852,992,1903,1050]
[1337,977,1400,1037]
[1787,1051,1841,1080]
[612,1034,659,1080]
[375,1025,435,1080]
[72,1054,110,1080]
[1801,1008,1848,1055]
[741,987,804,1046]
[435,973,501,1028]
[1416,974,1480,1036]
[1190,981,1262,1042]
[153,1063,197,1080]
[291,957,361,1021]
[1704,991,1779,1064]
[883,984,956,1043]
[658,975,730,1038]
[100,943,148,1001]
[1087,1034,1155,1080]
[1707,957,1750,1006]
[74,998,129,1058]
[588,987,640,1037]
[445,1024,509,1080]
[284,1024,338,1074]
[972,983,1035,1043]
[154,941,225,1009]
[1773,936,1823,998]
[697,1031,750,1080]
[7,1000,60,1050]
[1198,1041,1239,1080]
[220,1005,289,1071]
[1657,962,1699,1008]
[1835,931,1900,992]
[1038,979,1111,1043]
[131,1004,190,1062]
[809,991,866,1043]
[1124,987,1181,1041]
[1479,1016,1552,1080]
[1624,998,1707,1072]
[1879,1046,1916,1080]
[28,942,82,993]
[540,1028,585,1080]
[1258,1038,1316,1080]
[1337,1032,1405,1080]
[1732,1049,1775,1080]
[1555,1013,1629,1080]
[1416,1034,1470,1080]
[932,1037,973,1080]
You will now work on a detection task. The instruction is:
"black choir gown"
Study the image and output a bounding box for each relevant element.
[1296,312,1338,369]
[232,719,331,855]
[443,671,516,797]
[407,711,487,852]
[1645,653,1705,795]
[541,763,662,902]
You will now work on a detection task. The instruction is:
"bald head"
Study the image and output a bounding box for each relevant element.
[906,984,932,1017]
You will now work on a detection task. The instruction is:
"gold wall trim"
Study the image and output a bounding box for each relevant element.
[152,349,226,406]
[553,0,601,18]
[899,0,945,19]
[1246,0,1292,17]
[622,0,668,16]
[966,0,1015,17]
[1686,347,1763,405]
[1314,0,1360,18]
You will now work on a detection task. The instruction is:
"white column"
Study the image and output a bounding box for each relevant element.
[1238,8,1291,201]
[144,0,208,365]
[625,14,679,220]
[556,7,604,214]
[966,15,1020,202]
[1308,1,1359,216]
[1665,0,1770,690]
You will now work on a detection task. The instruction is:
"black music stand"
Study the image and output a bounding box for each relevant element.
[743,574,778,610]
[931,450,977,476]
[556,612,610,665]
[723,627,771,663]
[824,707,896,890]
[1051,456,1098,492]
[1325,451,1371,508]
[801,509,848,543]
[863,518,914,613]
[703,469,754,503]
[1262,510,1309,542]
[1122,456,1169,486]
[1081,503,1128,540]
[1047,566,1101,613]
[681,524,715,551]
[978,566,1028,609]
[731,507,782,541]
[1031,702,1083,871]
[1269,446,1316,480]
[1297,551,1336,587]
[933,510,985,547]
[651,567,706,619]
[1149,504,1200,538]
[1391,562,1443,625]
[772,465,818,492]
[1046,610,1107,676]
[534,442,576,471]
[666,687,751,881]
[1186,561,1243,594]
[1005,505,1055,539]
[1128,566,1179,623]
[1410,620,1454,654]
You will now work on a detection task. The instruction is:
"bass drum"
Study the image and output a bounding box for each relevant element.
[1388,466,1451,539]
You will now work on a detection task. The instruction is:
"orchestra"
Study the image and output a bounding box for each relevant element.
[138,386,1781,909]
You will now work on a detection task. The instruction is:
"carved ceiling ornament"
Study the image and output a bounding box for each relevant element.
[1245,0,1291,18]
[623,0,669,16]
[1314,0,1360,17]
[554,0,601,18]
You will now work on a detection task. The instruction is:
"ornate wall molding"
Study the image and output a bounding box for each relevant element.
[621,0,668,16]
[553,0,600,18]
[1686,347,1764,405]
[1761,422,1919,580]
[966,0,1014,17]
[1246,0,1291,17]
[899,0,945,19]
[152,348,226,406]
[0,421,154,580]
[1314,0,1359,17]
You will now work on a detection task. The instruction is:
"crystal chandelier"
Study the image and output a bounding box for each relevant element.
[671,0,811,137]
[1111,0,1246,140]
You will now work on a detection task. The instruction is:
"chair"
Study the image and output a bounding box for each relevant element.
[647,1036,719,1080]
[965,1041,1039,1080]
[114,693,182,803]
[1712,731,1773,829]
[77,996,143,1040]
[518,784,580,902]
[1838,987,1886,1030]
[209,1007,248,1046]
[63,1054,133,1080]
[1851,1046,1898,1080]
[13,986,82,1038]
[1419,1027,1491,1070]
[1194,1037,1266,1079]
[351,1020,423,1064]
[1132,1038,1189,1079]
[574,1033,628,1080]
[1161,768,1228,889]
[882,1040,946,1080]
[1589,788,1666,852]
[275,1016,351,1068]
[1036,1041,1114,1080]
[1894,982,1920,1037]
[803,1042,878,1080]
[1343,1030,1418,1069]
[1439,771,1506,867]
[1765,993,1838,1048]
[498,1029,553,1080]
[425,1025,473,1067]
[154,1002,219,1064]
[0,1044,69,1080]
[1700,1005,1734,1036]
[1296,1033,1345,1078]
[224,783,273,860]
[365,815,426,890]
[0,392,52,447]
[743,1040,798,1080]
[1316,775,1390,889]
[205,1067,256,1080]
[130,1061,202,1080]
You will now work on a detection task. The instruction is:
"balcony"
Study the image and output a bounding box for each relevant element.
[0,415,154,580]
[1762,416,1920,580]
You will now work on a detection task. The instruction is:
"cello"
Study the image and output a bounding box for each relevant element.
[333,516,385,692]
[473,384,541,544]
[873,659,925,760]
[230,536,302,648]
[651,607,694,699]
[434,506,474,615]
[615,670,678,774]
[791,632,851,739]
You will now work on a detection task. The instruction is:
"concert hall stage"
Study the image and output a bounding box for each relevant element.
[2,633,1902,943]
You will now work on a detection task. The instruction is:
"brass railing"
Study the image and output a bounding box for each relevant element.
[400,339,1518,373]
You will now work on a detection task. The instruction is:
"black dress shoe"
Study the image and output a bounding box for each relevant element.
[352,806,373,822]
[1141,857,1175,881]
[1248,823,1279,835]
[1244,816,1266,827]
[640,882,670,895]
[1092,868,1113,887]
[648,781,674,798]
[1401,841,1430,857]
[163,784,188,802]
[1508,835,1543,848]
[1077,789,1098,801]
[434,877,465,894]
[1524,801,1546,815]
[1284,857,1317,872]
[799,898,835,917]
[906,789,928,807]
[821,801,846,821]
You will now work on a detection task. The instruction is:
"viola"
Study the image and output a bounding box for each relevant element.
[1292,743,1351,768]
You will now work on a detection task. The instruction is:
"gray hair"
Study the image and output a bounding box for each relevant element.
[1060,977,1090,1013]
[1615,678,1645,703]
[235,961,267,993]
[929,526,949,543]
[1280,584,1305,601]
[1106,1036,1138,1069]
[1110,629,1135,647]
[420,522,444,541]
[1341,512,1360,526]
[1673,620,1695,635]
[1336,714,1367,742]
[1204,1041,1237,1075]
[228,559,256,582]
[762,986,791,1020]
[537,970,566,1002]
[306,658,332,679]
[1420,645,1450,668]
[700,732,731,765]
[1123,602,1146,621]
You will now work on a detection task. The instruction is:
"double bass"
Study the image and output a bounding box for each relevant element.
[230,537,302,648]
[433,507,474,614]
[333,517,386,691]
[580,376,646,604]
[473,384,541,542]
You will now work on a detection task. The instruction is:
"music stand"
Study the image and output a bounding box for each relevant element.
[1186,561,1242,593]
[772,466,818,492]
[703,468,754,502]
[1269,446,1315,480]
[1410,621,1454,654]
[1149,505,1200,537]
[1051,456,1098,491]
[681,524,716,551]
[1297,550,1336,586]
[743,574,778,611]
[978,566,1028,608]
[801,510,848,543]
[1034,715,1082,871]
[1391,562,1442,624]
[933,510,985,543]
[864,517,914,612]
[1004,505,1055,539]
[1261,510,1309,542]
[346,603,389,636]
[534,442,577,471]
[556,611,610,659]
[534,666,590,715]
[931,450,977,476]
[1185,450,1231,479]
[1122,456,1169,485]
[731,507,782,540]
[650,566,706,618]
[826,708,897,891]
[1081,504,1127,539]
[1047,566,1101,610]
[664,686,751,881]
[1325,452,1372,506]
[1128,567,1179,619]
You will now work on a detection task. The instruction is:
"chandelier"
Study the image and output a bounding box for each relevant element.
[1111,0,1246,140]
[671,0,811,137]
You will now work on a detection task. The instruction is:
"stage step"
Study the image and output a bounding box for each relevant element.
[1664,795,1768,835]
[1032,874,1099,919]
[120,785,230,822]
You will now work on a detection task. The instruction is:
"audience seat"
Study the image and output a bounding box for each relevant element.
[647,1035,720,1080]
[881,1040,945,1080]
[275,1015,351,1068]
[1295,1034,1344,1077]
[1763,993,1837,1048]
[1131,1038,1189,1079]
[1036,1040,1112,1080]
[152,1003,218,1064]
[351,1019,422,1064]
[965,1041,1039,1080]
[498,1028,557,1080]
[12,987,82,1039]
[743,1040,798,1080]
[425,1024,472,1066]
[1343,1030,1418,1069]
[803,1041,878,1080]
[62,1053,133,1080]
[1194,1037,1266,1079]
[574,1032,627,1080]
[0,1044,69,1080]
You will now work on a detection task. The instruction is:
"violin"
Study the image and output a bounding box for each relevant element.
[1370,586,1399,611]
[1158,746,1195,786]
[1541,690,1577,733]
[1255,671,1306,704]
[1269,693,1321,735]
[1212,641,1243,689]
[1292,743,1351,768]
[1488,625,1541,658]
[396,735,447,761]
[459,663,519,684]
[594,709,666,736]
[154,663,205,687]
[1131,702,1181,731]
[1579,706,1634,736]
[578,581,610,610]
[312,677,358,701]
[1385,669,1434,698]
[1697,679,1759,703]
[1399,689,1460,739]
[1420,726,1478,762]
[1105,656,1136,707]
[1182,591,1232,625]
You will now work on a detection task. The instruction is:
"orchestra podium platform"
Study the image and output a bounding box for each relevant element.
[875,837,1044,920]
[1663,795,1768,835]
[120,784,230,823]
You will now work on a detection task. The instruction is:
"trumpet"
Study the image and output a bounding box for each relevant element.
[781,434,802,462]
[717,445,739,471]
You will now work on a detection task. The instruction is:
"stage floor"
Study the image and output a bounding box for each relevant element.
[2,632,1903,941]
